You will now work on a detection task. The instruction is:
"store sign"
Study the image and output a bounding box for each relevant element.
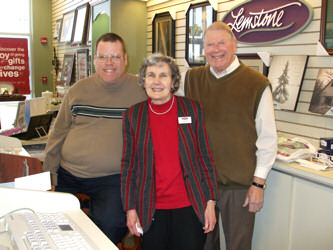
[0,38,30,94]
[222,0,313,44]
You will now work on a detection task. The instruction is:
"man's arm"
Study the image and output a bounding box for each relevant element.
[254,86,278,179]
[43,93,72,178]
[175,70,188,97]
[243,86,277,212]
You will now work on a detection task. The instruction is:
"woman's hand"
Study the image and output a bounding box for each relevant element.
[126,209,143,236]
[203,200,216,233]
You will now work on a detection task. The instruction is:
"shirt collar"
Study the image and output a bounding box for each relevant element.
[209,56,240,79]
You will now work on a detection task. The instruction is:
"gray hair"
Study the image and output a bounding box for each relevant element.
[138,53,180,93]
[204,22,237,44]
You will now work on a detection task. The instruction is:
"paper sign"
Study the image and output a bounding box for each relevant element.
[15,171,51,191]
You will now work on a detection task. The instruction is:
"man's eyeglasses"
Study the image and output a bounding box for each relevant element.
[96,54,123,62]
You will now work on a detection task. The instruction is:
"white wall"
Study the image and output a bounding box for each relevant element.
[146,0,333,148]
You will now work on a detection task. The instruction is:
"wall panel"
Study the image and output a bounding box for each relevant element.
[146,0,333,148]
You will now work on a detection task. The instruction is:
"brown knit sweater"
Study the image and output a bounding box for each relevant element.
[185,63,269,189]
[43,73,147,178]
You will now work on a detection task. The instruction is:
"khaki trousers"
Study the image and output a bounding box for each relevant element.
[204,189,255,250]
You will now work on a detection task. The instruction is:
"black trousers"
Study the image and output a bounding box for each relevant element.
[142,206,206,250]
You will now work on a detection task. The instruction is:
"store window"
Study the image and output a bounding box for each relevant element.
[0,0,31,131]
[0,0,30,34]
[0,0,31,92]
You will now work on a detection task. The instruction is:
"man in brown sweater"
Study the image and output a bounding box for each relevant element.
[43,33,147,245]
[181,22,277,250]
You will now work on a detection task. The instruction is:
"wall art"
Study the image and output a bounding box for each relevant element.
[53,18,62,40]
[152,12,175,57]
[185,2,216,67]
[59,10,76,43]
[60,54,75,85]
[309,68,333,115]
[268,55,308,111]
[320,0,333,54]
[77,49,89,81]
[238,54,268,76]
[72,3,90,45]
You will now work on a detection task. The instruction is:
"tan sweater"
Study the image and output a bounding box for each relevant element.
[43,74,147,178]
[185,63,269,188]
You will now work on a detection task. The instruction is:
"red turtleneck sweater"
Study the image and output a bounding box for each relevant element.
[148,96,191,209]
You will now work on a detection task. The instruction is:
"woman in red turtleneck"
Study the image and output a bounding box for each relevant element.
[121,53,218,250]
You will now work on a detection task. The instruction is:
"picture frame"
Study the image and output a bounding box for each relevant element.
[72,3,90,45]
[86,7,92,45]
[237,54,268,76]
[77,49,89,81]
[56,68,62,83]
[268,55,309,111]
[320,0,333,55]
[309,68,333,115]
[90,0,111,72]
[59,10,76,43]
[60,54,75,86]
[53,18,62,40]
[14,101,26,128]
[185,2,217,67]
[152,12,175,58]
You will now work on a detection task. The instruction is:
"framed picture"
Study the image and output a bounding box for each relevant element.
[53,18,62,40]
[185,2,217,67]
[152,12,175,58]
[90,0,111,72]
[268,55,309,111]
[60,54,75,86]
[320,0,333,55]
[237,54,268,76]
[309,68,333,115]
[14,101,26,128]
[59,10,76,43]
[77,49,89,81]
[86,7,92,45]
[56,68,62,83]
[72,3,90,45]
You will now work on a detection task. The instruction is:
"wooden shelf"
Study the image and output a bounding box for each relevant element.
[0,95,26,102]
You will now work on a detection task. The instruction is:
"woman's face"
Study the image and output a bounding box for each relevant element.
[144,62,173,104]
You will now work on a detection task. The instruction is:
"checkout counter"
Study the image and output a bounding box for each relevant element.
[0,136,117,249]
[251,161,333,250]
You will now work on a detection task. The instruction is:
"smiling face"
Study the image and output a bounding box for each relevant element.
[144,62,173,105]
[93,40,127,86]
[204,29,237,74]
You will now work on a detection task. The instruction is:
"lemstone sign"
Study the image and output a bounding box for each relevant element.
[222,0,314,45]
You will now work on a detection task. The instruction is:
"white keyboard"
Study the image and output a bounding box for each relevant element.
[5,211,97,250]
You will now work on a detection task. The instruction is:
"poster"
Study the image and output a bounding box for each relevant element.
[0,38,30,94]
[308,68,333,115]
[268,55,308,111]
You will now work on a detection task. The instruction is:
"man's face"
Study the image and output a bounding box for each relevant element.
[204,29,237,74]
[93,40,127,85]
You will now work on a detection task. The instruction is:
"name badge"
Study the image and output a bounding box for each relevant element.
[178,116,192,124]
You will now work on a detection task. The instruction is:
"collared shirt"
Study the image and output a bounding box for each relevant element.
[177,57,277,179]
[209,56,240,78]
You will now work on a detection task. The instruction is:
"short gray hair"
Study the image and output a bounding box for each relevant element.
[204,22,237,44]
[138,53,180,93]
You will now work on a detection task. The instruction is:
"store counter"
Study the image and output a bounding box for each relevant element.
[251,160,333,250]
[0,187,117,249]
